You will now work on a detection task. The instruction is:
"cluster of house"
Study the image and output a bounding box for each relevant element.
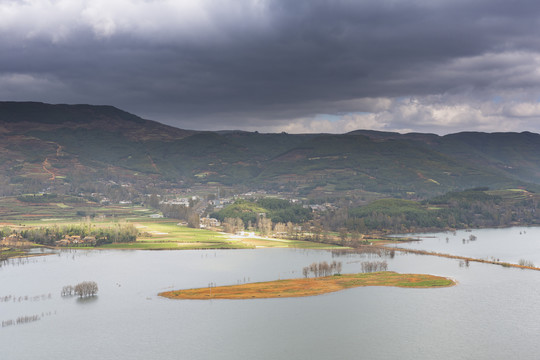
[0,233,99,247]
[207,197,232,210]
[305,203,337,212]
[55,235,97,247]
[199,217,221,228]
[161,197,194,207]
[0,234,25,246]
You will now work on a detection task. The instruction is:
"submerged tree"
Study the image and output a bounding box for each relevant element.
[360,261,388,273]
[303,261,343,278]
[73,281,99,297]
[61,285,74,297]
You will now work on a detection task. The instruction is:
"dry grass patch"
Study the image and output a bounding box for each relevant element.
[159,271,455,300]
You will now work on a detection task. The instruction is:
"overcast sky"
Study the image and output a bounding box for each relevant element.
[2,0,540,134]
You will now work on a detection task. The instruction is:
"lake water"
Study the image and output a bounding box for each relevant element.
[2,228,540,360]
[394,226,540,265]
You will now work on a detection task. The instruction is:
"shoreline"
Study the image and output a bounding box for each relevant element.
[370,244,540,271]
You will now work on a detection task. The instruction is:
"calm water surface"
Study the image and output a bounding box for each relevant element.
[394,226,540,265]
[2,229,540,360]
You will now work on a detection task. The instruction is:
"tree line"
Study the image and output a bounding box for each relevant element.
[315,189,540,235]
[221,216,303,238]
[62,281,98,297]
[302,261,343,278]
[211,198,312,226]
[149,197,200,228]
[14,223,138,246]
[360,261,388,273]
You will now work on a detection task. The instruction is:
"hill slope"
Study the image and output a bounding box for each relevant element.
[1,101,539,199]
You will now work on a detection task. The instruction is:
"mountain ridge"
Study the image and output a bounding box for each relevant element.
[1,101,540,199]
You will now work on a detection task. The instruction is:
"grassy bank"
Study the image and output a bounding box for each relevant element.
[159,271,455,300]
[3,217,342,251]
[0,247,28,261]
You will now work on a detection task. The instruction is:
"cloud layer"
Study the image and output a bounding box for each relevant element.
[2,0,540,134]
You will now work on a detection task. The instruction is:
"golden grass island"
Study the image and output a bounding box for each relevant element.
[159,271,455,300]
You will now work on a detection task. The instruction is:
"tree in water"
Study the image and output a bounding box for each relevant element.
[302,261,343,278]
[61,285,74,296]
[74,281,98,297]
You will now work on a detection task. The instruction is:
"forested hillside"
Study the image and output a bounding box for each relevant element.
[2,102,540,200]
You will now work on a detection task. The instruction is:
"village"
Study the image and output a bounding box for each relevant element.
[1,232,97,247]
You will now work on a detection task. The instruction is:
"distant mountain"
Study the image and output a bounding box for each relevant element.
[1,101,539,199]
[0,101,194,140]
[352,129,540,189]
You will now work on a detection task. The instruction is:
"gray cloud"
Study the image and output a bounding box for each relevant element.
[2,0,540,133]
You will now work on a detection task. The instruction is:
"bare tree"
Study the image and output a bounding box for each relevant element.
[223,218,244,233]
[361,261,388,273]
[74,281,99,297]
[257,217,272,236]
[286,222,295,239]
[303,261,343,278]
[336,261,343,274]
[61,285,74,297]
[273,222,287,235]
[187,213,200,228]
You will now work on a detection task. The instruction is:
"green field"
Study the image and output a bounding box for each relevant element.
[0,195,143,223]
[0,196,342,251]
[104,219,251,250]
[103,219,343,250]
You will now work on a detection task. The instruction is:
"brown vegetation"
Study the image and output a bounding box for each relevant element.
[159,272,455,300]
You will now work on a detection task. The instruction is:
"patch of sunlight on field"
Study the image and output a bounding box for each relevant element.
[55,203,70,208]
[132,219,236,248]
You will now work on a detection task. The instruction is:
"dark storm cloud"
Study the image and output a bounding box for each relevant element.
[2,0,540,133]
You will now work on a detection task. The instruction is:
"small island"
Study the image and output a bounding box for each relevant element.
[159,271,455,300]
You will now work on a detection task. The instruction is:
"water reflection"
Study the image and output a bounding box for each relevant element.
[2,234,540,359]
[393,226,540,265]
[76,296,99,305]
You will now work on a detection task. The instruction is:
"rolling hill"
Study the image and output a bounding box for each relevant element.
[1,101,540,199]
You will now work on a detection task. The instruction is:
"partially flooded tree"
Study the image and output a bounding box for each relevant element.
[61,285,74,297]
[303,261,343,278]
[518,259,534,267]
[74,281,98,297]
[333,260,342,275]
[361,261,388,273]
